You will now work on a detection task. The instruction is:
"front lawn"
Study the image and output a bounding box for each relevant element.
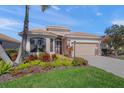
[0,66,124,88]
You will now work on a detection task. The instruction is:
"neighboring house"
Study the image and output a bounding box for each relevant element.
[19,26,101,57]
[0,33,20,49]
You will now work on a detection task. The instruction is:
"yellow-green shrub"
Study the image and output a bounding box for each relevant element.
[72,57,88,66]
[0,61,12,75]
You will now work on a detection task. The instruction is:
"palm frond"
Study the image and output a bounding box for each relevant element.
[41,5,49,12]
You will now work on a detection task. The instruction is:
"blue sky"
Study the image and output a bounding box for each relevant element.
[0,5,124,40]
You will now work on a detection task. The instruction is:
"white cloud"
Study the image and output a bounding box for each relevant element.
[29,22,45,29]
[65,8,72,12]
[0,18,20,30]
[51,5,60,11]
[65,6,80,12]
[96,12,102,16]
[65,7,75,12]
[111,20,124,25]
[30,10,78,26]
[0,7,24,16]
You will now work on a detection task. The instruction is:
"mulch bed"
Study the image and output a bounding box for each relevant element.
[0,66,49,83]
[0,74,15,83]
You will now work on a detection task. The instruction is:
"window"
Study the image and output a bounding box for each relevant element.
[0,40,2,45]
[38,38,46,52]
[30,39,34,45]
[30,38,46,52]
[50,38,53,52]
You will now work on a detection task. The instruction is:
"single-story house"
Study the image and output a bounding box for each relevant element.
[0,33,20,49]
[19,26,101,57]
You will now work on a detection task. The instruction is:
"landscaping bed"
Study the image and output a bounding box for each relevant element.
[109,55,124,60]
[0,54,88,83]
[118,55,124,60]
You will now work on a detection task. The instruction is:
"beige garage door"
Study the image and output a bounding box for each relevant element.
[75,43,97,57]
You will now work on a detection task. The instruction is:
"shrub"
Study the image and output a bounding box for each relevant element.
[52,60,72,67]
[51,54,57,61]
[39,53,51,62]
[38,62,45,67]
[0,61,12,75]
[0,57,2,61]
[24,54,37,62]
[11,61,43,76]
[62,60,72,66]
[15,63,31,70]
[10,69,23,77]
[11,53,18,61]
[51,61,63,67]
[5,49,18,61]
[15,60,52,70]
[5,49,17,55]
[41,62,53,70]
[51,54,73,67]
[72,57,88,66]
[30,60,41,65]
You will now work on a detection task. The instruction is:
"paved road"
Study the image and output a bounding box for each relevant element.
[83,56,124,78]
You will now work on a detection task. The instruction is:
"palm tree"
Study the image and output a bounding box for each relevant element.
[0,5,49,65]
[20,5,49,64]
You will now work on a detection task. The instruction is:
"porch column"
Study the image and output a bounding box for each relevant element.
[26,37,30,53]
[71,41,75,58]
[98,41,102,56]
[46,38,50,53]
[53,38,55,53]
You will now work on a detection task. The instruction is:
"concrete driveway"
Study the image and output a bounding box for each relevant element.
[83,56,124,78]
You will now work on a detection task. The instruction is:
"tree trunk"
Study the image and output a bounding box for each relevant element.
[0,44,13,65]
[14,45,22,64]
[14,5,30,65]
[20,5,29,62]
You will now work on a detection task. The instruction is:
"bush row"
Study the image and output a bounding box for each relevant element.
[0,55,88,76]
[24,53,57,62]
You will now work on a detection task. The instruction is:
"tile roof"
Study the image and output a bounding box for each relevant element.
[0,33,20,43]
[46,26,70,32]
[19,26,101,39]
[29,29,58,37]
[65,32,99,37]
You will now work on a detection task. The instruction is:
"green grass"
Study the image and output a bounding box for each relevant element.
[0,66,124,88]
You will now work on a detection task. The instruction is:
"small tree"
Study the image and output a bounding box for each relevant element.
[105,24,124,56]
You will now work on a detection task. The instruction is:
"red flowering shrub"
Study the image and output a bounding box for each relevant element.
[39,53,51,62]
[24,54,37,62]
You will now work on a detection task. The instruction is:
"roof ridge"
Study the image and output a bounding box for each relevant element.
[0,33,20,43]
[64,31,100,38]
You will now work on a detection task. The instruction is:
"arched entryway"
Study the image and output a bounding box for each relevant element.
[55,38,62,54]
